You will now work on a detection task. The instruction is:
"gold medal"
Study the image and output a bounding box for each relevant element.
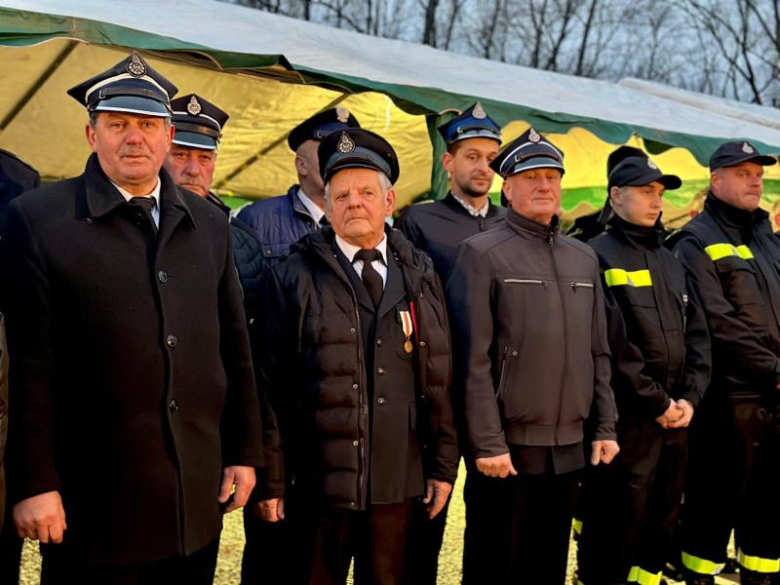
[404,339,413,354]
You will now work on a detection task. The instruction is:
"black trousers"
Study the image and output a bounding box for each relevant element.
[679,398,780,578]
[462,464,579,585]
[400,497,449,585]
[292,500,413,585]
[39,537,220,585]
[578,421,687,585]
[241,505,296,584]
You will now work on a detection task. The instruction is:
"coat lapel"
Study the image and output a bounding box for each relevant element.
[377,252,405,320]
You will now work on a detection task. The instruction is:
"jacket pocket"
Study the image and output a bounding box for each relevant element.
[503,278,549,290]
[496,345,520,417]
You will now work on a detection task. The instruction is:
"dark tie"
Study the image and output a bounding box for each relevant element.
[319,216,330,228]
[127,196,158,235]
[354,249,383,308]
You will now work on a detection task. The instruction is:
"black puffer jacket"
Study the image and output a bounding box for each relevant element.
[670,194,780,397]
[589,216,711,421]
[257,227,457,509]
[447,208,617,459]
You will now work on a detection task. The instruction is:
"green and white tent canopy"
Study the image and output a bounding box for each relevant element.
[1,0,779,217]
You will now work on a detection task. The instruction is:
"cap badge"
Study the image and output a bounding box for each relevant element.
[187,95,202,116]
[528,127,541,143]
[742,142,755,154]
[127,53,146,77]
[473,102,487,119]
[336,107,350,123]
[337,132,356,154]
[647,159,658,170]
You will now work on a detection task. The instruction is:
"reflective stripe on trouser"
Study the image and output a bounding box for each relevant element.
[680,551,725,575]
[679,399,780,578]
[627,566,663,585]
[738,549,780,573]
[572,518,583,536]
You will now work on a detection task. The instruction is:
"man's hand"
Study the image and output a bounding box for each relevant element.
[475,453,517,478]
[252,498,285,522]
[13,491,67,543]
[667,399,694,429]
[591,440,620,466]
[655,400,684,429]
[219,466,256,514]
[423,479,453,520]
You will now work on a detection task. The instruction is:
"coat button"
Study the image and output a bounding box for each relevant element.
[377,367,386,376]
[419,341,427,348]
[157,270,169,283]
[376,338,382,347]
[377,397,386,406]
[168,399,179,413]
[352,440,359,447]
[352,383,359,390]
[350,327,356,334]
[512,350,518,357]
[166,334,178,348]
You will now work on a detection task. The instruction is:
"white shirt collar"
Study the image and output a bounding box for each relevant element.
[297,188,326,226]
[335,233,388,265]
[112,178,161,207]
[452,193,489,218]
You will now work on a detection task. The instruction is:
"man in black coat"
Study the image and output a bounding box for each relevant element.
[256,128,458,584]
[0,149,40,585]
[578,154,711,585]
[3,52,263,584]
[670,142,780,585]
[448,127,619,585]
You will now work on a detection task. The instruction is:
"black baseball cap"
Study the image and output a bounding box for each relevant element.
[709,141,776,171]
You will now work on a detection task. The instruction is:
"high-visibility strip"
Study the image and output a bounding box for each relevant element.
[572,518,583,535]
[681,551,725,575]
[738,549,780,573]
[627,566,663,585]
[604,268,653,288]
[705,243,754,261]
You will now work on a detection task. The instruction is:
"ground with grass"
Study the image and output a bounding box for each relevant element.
[19,468,739,584]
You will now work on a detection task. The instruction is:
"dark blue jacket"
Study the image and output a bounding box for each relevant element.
[237,185,319,274]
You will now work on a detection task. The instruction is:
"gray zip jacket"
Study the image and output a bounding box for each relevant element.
[447,208,617,459]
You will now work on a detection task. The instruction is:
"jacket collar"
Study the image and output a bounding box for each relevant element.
[82,153,196,229]
[289,185,318,222]
[606,214,664,250]
[506,207,560,241]
[442,191,500,219]
[705,191,768,230]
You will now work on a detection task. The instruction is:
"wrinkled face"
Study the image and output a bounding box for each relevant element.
[611,182,665,227]
[503,167,562,225]
[86,112,173,192]
[164,145,217,197]
[325,168,395,247]
[711,161,764,211]
[443,138,499,199]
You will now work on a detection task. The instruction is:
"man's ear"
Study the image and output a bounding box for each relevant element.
[609,186,621,207]
[295,154,308,178]
[442,151,454,174]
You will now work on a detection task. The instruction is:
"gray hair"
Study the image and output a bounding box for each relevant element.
[324,170,392,201]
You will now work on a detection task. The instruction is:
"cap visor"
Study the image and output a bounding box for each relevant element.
[93,95,170,117]
[505,157,564,177]
[172,131,217,150]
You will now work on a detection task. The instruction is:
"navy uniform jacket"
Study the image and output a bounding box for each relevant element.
[397,192,506,282]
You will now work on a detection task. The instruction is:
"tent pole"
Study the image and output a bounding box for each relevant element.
[426,111,455,201]
[0,41,78,131]
[213,93,350,191]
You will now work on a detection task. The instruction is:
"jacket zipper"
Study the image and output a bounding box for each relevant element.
[548,230,567,446]
[504,278,549,290]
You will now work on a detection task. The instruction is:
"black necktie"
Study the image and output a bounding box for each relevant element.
[319,216,330,228]
[127,196,158,235]
[354,249,383,308]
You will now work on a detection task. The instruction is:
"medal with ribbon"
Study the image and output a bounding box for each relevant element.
[399,309,414,353]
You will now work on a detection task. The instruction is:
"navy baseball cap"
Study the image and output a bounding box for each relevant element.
[709,141,776,171]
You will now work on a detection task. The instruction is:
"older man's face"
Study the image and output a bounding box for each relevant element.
[503,167,562,225]
[86,112,173,194]
[325,168,395,248]
[165,146,217,197]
